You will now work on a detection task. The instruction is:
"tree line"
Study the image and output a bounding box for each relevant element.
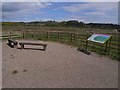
[2,20,120,30]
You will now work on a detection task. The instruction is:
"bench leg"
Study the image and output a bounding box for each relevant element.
[43,46,46,51]
[43,46,45,51]
[22,45,24,49]
[8,40,13,47]
[13,43,18,48]
[8,40,11,45]
[8,40,12,46]
[14,45,18,48]
[20,44,24,49]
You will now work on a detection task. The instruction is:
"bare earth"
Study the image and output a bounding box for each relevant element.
[2,40,118,88]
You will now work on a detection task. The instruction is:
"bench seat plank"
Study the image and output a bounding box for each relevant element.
[19,42,47,51]
[19,42,47,46]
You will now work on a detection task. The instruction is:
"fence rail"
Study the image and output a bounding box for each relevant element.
[2,31,120,60]
[3,31,120,48]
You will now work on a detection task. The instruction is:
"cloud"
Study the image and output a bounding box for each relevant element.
[61,2,118,24]
[62,2,117,13]
[118,2,120,25]
[85,12,106,16]
[2,2,51,20]
[2,2,51,12]
[1,0,119,2]
[1,2,118,24]
[2,0,52,2]
[3,3,23,12]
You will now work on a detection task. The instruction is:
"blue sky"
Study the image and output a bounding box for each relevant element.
[1,2,118,24]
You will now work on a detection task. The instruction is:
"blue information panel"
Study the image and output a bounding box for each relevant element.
[87,34,112,44]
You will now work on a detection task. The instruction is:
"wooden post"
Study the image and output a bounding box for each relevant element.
[22,31,24,39]
[85,36,89,51]
[32,32,34,38]
[70,33,72,41]
[21,31,22,38]
[46,32,49,39]
[48,32,50,39]
[92,42,95,52]
[101,44,104,57]
[85,40,88,51]
[9,32,11,38]
[105,40,108,54]
[73,34,76,41]
[46,32,48,38]
[58,32,60,40]
[108,37,112,55]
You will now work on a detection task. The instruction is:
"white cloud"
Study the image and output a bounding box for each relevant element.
[2,2,51,20]
[60,2,118,24]
[1,0,119,2]
[1,2,118,24]
[85,12,106,16]
[62,2,117,13]
[2,2,51,12]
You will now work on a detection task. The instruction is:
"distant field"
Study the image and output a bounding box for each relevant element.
[2,26,120,60]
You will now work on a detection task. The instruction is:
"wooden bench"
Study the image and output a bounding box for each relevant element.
[8,39,18,48]
[19,42,47,51]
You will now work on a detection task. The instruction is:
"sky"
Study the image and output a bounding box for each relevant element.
[1,2,119,24]
[1,0,119,2]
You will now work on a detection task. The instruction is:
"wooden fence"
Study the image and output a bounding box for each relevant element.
[3,31,120,60]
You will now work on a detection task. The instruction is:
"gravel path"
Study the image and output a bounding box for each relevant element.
[2,40,118,88]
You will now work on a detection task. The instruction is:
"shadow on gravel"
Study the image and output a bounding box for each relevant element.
[7,43,14,48]
[77,48,91,55]
[17,47,45,51]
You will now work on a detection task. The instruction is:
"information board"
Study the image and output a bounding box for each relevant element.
[87,34,111,44]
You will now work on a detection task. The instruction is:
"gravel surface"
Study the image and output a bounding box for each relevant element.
[2,40,118,88]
